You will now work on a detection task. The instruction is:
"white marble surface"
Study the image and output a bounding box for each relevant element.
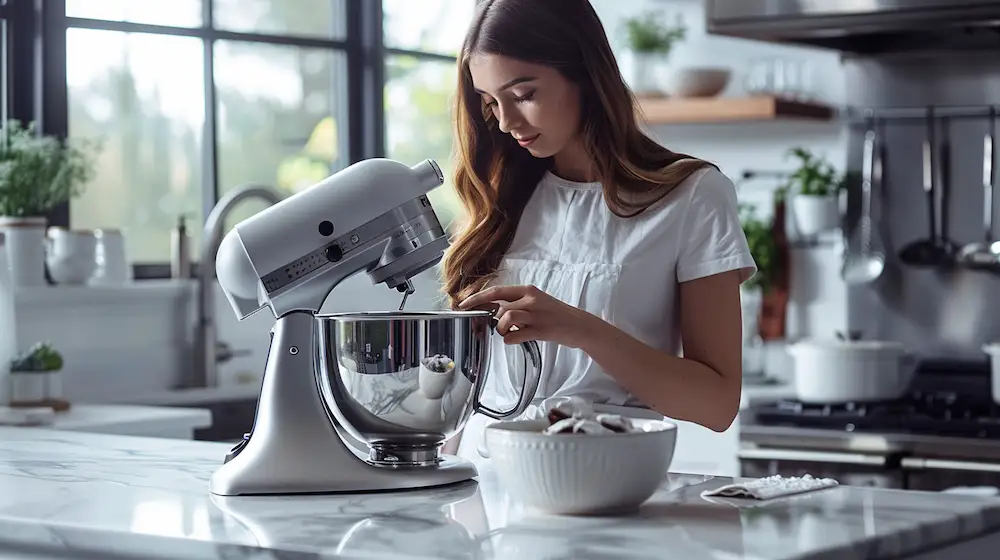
[1,428,1000,560]
[1,404,212,439]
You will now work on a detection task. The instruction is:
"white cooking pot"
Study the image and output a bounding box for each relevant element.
[787,338,917,403]
[980,343,1000,405]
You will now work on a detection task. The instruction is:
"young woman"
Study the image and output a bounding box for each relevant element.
[441,0,756,459]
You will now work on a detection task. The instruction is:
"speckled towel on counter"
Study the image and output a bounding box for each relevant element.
[701,474,839,501]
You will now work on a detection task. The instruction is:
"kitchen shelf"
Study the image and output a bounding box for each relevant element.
[637,95,838,124]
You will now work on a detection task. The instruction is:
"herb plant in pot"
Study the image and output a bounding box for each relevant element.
[8,342,67,410]
[0,120,98,286]
[621,12,687,98]
[739,203,778,379]
[785,147,844,238]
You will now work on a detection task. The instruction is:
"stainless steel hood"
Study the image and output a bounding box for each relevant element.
[706,0,1000,54]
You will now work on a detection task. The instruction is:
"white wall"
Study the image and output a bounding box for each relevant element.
[10,0,849,404]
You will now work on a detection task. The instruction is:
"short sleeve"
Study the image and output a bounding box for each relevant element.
[675,168,758,284]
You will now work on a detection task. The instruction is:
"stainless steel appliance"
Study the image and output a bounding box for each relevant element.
[706,0,1000,54]
[208,157,542,496]
[741,361,1000,491]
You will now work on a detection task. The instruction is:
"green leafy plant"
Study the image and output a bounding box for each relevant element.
[784,147,843,197]
[10,342,64,373]
[739,203,778,293]
[622,12,687,54]
[0,119,100,218]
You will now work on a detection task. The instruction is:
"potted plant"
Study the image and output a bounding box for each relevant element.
[621,12,687,98]
[740,203,778,298]
[0,120,98,286]
[740,202,777,362]
[8,341,66,409]
[784,147,844,238]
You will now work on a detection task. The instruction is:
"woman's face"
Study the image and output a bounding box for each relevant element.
[468,54,582,159]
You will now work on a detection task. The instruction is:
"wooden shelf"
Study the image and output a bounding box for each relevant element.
[637,95,837,125]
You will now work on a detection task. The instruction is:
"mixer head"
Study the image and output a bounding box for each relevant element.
[215,158,448,320]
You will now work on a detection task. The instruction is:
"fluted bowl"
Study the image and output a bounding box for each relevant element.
[485,418,677,515]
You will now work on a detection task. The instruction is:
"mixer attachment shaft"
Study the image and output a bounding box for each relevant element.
[398,279,415,311]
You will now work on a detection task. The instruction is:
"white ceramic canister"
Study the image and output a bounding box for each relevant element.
[0,233,16,405]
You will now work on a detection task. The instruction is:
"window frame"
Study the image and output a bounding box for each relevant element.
[10,0,463,280]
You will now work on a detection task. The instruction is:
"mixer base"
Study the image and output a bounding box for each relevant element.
[209,311,479,496]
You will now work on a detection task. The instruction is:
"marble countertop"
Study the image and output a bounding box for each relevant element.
[0,404,212,436]
[121,384,261,406]
[2,428,1000,560]
[48,404,211,433]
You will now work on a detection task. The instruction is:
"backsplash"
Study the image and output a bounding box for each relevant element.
[843,52,1000,360]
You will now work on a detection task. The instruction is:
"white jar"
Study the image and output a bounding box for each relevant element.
[46,227,97,285]
[89,229,131,286]
[0,233,15,405]
[0,217,47,287]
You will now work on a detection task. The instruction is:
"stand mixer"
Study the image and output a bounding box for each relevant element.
[209,158,542,497]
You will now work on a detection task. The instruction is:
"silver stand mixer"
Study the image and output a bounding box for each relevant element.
[209,158,542,496]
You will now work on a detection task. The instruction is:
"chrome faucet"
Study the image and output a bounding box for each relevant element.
[189,184,284,389]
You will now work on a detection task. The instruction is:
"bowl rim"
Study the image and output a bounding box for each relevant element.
[485,417,677,439]
[316,310,493,321]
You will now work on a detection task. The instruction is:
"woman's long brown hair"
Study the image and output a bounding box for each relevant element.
[441,0,716,308]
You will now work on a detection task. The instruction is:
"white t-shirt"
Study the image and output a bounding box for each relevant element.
[456,166,757,461]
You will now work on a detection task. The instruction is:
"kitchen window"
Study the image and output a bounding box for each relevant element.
[383,0,474,232]
[12,0,473,280]
[0,2,7,128]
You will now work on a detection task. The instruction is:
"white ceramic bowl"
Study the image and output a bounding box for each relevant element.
[484,418,677,515]
[663,67,732,98]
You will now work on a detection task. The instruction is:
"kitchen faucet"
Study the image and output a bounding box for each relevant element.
[189,184,284,389]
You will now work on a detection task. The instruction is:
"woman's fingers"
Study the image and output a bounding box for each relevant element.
[458,285,533,309]
[502,326,536,345]
[496,309,532,335]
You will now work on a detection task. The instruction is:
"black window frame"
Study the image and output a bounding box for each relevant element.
[6,0,462,281]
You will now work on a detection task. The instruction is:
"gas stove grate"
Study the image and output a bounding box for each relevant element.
[754,391,1000,438]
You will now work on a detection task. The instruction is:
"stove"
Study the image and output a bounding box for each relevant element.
[740,360,1000,491]
[755,390,1000,438]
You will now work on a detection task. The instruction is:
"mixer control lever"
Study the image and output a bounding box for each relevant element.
[325,245,343,262]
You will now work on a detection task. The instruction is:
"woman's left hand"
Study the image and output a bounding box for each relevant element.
[457,285,598,348]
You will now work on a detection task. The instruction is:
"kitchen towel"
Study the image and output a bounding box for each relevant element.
[700,474,839,501]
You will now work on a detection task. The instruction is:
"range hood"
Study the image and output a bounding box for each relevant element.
[706,0,1000,54]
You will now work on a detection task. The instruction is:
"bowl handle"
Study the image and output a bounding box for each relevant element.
[474,323,542,420]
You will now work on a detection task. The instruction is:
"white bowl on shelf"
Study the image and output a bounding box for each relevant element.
[664,67,732,98]
[484,418,677,515]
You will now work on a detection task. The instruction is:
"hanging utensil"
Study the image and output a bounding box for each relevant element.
[900,108,957,267]
[937,116,961,260]
[842,117,886,284]
[957,107,1000,271]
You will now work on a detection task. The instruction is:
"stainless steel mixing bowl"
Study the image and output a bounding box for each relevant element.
[315,310,542,466]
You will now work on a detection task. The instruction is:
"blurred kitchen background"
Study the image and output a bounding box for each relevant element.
[4,0,1000,490]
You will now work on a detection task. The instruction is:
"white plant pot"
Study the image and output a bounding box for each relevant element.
[42,371,63,400]
[9,372,46,403]
[740,284,763,325]
[0,217,48,287]
[630,52,667,98]
[739,285,766,379]
[791,194,840,237]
